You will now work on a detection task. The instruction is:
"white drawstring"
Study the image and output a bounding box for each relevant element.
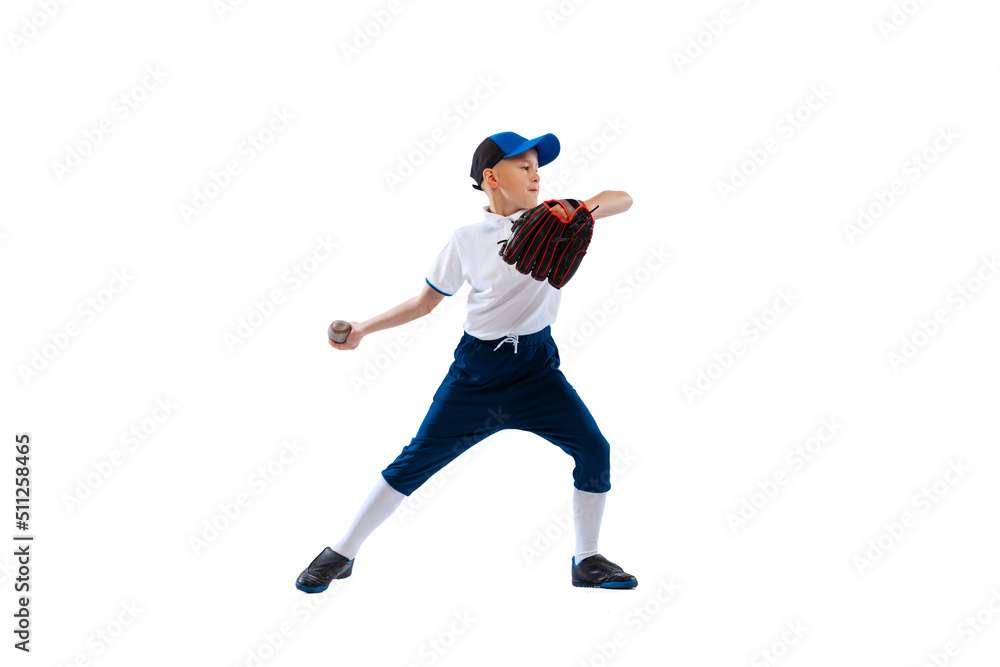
[493,333,519,354]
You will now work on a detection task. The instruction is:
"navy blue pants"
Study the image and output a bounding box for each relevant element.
[381,325,612,496]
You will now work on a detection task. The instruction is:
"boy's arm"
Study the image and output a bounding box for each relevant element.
[331,284,444,350]
[582,191,633,220]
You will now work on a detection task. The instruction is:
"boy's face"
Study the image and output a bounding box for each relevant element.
[490,148,540,211]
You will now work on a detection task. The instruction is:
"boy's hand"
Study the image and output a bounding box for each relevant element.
[549,201,568,221]
[329,320,363,350]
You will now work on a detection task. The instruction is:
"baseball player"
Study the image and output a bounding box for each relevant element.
[296,131,636,592]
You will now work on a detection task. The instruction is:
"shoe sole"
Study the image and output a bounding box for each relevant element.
[295,581,330,593]
[295,563,353,593]
[572,578,637,589]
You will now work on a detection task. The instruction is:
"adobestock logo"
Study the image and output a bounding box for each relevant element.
[886,254,996,372]
[189,439,306,556]
[223,235,339,352]
[876,0,933,40]
[843,126,959,245]
[178,107,295,224]
[7,0,74,53]
[671,0,757,73]
[852,459,970,575]
[339,0,417,63]
[715,85,833,202]
[61,397,179,514]
[682,288,798,404]
[383,75,501,193]
[726,417,843,534]
[562,245,670,355]
[17,268,135,386]
[51,65,168,183]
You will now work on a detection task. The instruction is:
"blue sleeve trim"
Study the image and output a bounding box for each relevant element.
[425,277,452,297]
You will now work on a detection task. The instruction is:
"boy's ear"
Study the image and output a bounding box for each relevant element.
[481,167,499,190]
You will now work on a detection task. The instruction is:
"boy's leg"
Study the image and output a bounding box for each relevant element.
[326,396,505,558]
[296,332,509,592]
[332,475,406,559]
[381,397,508,496]
[517,391,636,587]
[502,338,636,588]
[572,487,607,564]
[517,391,615,565]
[295,398,503,593]
[510,369,614,494]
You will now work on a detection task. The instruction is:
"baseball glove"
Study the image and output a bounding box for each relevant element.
[496,198,599,289]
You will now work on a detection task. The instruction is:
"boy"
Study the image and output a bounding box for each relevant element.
[296,131,636,592]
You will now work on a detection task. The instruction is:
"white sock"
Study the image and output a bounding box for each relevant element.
[332,476,405,559]
[573,487,607,565]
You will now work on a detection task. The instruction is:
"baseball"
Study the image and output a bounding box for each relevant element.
[328,320,352,344]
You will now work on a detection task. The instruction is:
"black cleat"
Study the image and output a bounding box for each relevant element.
[571,554,637,589]
[296,547,354,593]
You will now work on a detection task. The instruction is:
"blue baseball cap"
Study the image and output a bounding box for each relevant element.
[470,131,560,190]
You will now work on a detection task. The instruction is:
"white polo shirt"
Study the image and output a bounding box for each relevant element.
[425,205,562,340]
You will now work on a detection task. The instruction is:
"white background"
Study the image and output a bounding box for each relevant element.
[2,0,999,665]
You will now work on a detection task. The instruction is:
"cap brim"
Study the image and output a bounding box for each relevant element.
[502,133,560,167]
